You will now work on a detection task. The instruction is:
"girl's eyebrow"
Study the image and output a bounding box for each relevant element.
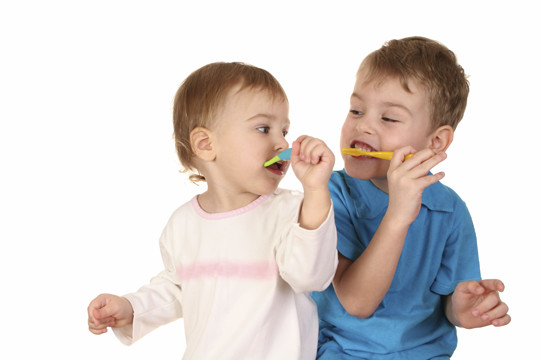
[247,113,275,121]
[247,113,290,127]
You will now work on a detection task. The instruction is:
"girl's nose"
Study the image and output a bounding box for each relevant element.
[275,135,289,151]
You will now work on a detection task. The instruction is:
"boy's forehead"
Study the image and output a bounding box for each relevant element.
[354,70,425,99]
[353,71,433,123]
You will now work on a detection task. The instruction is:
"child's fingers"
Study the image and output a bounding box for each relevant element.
[478,301,510,325]
[491,313,512,327]
[406,150,447,177]
[88,310,112,334]
[392,146,417,162]
[457,280,485,296]
[88,297,105,325]
[388,146,417,170]
[414,171,446,189]
[478,279,505,293]
[295,136,332,164]
[472,290,503,316]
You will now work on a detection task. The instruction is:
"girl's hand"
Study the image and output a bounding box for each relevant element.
[290,135,335,192]
[87,293,134,335]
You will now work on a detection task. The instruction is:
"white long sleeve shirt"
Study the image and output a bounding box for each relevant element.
[114,189,338,360]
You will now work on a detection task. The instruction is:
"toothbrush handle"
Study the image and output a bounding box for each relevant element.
[278,148,292,161]
[367,152,394,160]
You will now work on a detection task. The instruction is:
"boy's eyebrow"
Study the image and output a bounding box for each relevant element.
[381,101,413,115]
[351,93,412,115]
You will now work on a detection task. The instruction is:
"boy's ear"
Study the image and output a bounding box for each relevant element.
[429,125,454,153]
[190,126,216,161]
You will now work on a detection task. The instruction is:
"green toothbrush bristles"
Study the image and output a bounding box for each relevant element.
[264,155,281,167]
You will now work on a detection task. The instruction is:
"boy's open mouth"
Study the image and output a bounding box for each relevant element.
[351,141,377,152]
[346,141,380,160]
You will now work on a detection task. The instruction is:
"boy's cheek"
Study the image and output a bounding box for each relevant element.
[340,124,354,147]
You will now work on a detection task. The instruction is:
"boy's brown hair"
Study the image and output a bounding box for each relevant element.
[359,36,469,130]
[173,62,288,183]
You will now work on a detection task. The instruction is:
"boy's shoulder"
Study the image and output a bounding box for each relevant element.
[330,169,467,214]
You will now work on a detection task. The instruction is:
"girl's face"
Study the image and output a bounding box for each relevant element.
[340,70,434,192]
[208,86,290,203]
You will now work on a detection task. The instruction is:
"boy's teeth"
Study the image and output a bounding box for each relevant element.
[353,144,371,152]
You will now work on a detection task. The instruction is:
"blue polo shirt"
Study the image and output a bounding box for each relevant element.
[312,170,481,359]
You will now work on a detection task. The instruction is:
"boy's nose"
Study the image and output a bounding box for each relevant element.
[356,115,375,134]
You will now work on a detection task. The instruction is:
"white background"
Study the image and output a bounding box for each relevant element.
[1,0,537,358]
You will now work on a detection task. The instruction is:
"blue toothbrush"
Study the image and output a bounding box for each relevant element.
[264,148,291,167]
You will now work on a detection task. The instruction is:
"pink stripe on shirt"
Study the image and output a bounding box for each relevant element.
[177,260,279,281]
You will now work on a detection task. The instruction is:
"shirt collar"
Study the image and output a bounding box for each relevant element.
[343,171,454,219]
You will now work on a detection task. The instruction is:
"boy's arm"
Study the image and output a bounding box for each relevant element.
[445,279,511,328]
[333,147,447,318]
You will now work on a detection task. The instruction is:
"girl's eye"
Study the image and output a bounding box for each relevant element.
[382,117,399,123]
[282,129,288,137]
[349,109,363,116]
[257,126,270,134]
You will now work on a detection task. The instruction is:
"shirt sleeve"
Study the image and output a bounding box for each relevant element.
[328,172,365,261]
[113,220,183,345]
[276,204,338,293]
[431,198,482,295]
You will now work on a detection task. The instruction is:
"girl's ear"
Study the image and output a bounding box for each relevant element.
[190,126,216,161]
[429,125,454,153]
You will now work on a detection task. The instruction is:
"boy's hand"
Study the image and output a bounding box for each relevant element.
[290,135,335,192]
[87,293,134,335]
[386,146,447,227]
[447,279,511,329]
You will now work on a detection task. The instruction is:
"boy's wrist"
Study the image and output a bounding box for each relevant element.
[383,206,416,229]
[380,210,414,236]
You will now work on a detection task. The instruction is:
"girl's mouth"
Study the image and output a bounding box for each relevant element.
[265,160,289,175]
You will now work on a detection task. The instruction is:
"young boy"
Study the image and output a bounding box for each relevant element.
[88,62,338,360]
[312,37,510,359]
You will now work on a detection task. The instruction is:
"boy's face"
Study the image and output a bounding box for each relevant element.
[341,70,434,190]
[210,86,290,197]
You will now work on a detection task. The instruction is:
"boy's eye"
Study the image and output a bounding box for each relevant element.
[282,129,288,137]
[257,126,270,134]
[382,117,398,123]
[350,109,363,116]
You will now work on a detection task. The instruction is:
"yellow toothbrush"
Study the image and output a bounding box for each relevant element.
[341,148,413,160]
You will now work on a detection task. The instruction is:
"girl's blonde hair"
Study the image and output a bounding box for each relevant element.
[173,62,287,183]
[359,36,469,130]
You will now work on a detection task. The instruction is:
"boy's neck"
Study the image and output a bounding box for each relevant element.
[370,178,389,194]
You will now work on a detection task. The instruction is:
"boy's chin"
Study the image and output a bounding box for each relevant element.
[344,164,385,181]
